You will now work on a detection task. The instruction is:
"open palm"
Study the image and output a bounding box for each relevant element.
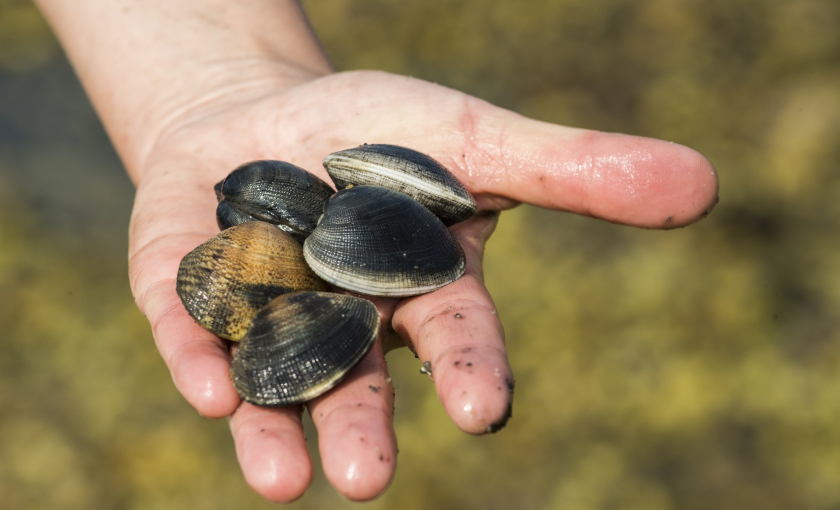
[127,70,717,502]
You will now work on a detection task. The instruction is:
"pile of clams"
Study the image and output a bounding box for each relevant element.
[176,144,477,406]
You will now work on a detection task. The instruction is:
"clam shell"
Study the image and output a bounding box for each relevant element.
[215,160,335,243]
[323,144,477,225]
[231,291,379,406]
[303,186,466,297]
[176,221,329,341]
[215,199,260,228]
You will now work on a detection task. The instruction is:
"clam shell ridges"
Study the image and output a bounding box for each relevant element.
[303,186,466,296]
[324,144,477,225]
[216,200,260,228]
[216,160,335,242]
[176,222,328,341]
[231,292,379,406]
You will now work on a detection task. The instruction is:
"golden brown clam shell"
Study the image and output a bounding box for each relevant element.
[176,221,329,341]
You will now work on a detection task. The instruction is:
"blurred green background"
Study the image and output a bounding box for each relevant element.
[2,0,839,508]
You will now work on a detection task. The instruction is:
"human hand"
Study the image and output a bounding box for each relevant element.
[126,70,718,502]
[33,0,715,502]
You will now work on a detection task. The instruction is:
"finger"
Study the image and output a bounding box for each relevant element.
[130,232,241,418]
[228,403,312,503]
[392,212,514,434]
[307,326,398,502]
[445,108,719,228]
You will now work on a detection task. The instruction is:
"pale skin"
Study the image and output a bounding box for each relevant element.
[34,0,719,502]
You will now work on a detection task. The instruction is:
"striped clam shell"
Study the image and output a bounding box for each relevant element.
[323,144,477,225]
[231,291,379,406]
[303,185,466,297]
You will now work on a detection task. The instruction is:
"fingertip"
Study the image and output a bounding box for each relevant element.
[434,346,515,435]
[169,339,241,419]
[439,381,514,435]
[651,140,719,229]
[232,405,313,504]
[242,448,313,505]
[584,134,720,228]
[318,406,397,501]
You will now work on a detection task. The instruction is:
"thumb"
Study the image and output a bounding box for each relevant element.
[433,101,719,228]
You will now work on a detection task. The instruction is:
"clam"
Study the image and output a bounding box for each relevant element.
[231,291,379,406]
[176,221,329,341]
[303,185,466,297]
[215,160,335,243]
[323,144,477,225]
